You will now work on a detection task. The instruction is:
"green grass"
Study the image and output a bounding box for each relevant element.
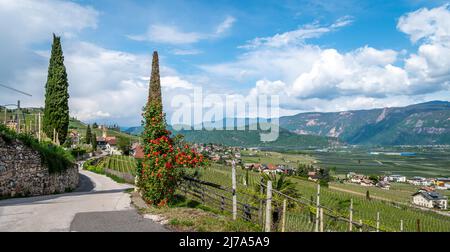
[0,123,74,173]
[139,196,261,232]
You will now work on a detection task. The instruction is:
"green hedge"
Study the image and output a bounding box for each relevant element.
[0,124,75,173]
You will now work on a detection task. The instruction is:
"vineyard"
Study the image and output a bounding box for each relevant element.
[90,154,450,232]
[197,163,450,232]
[98,155,137,176]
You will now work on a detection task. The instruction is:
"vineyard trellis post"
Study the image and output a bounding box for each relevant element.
[319,208,324,232]
[376,212,380,232]
[349,198,353,232]
[221,196,225,212]
[400,220,403,232]
[232,160,237,221]
[281,199,287,232]
[265,180,272,232]
[259,177,264,226]
[315,183,320,232]
[416,219,421,232]
[38,112,41,142]
[359,219,363,232]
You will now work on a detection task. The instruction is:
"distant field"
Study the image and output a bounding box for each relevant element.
[312,148,450,178]
[241,150,315,166]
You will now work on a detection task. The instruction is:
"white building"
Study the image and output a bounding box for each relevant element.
[387,175,406,183]
[412,191,448,210]
[407,177,432,186]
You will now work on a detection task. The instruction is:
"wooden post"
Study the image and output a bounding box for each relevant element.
[265,180,272,232]
[320,208,324,232]
[18,115,21,133]
[3,107,6,125]
[53,128,56,143]
[259,177,264,226]
[359,219,363,232]
[221,196,225,212]
[232,160,237,221]
[416,219,421,232]
[376,212,380,232]
[400,220,404,232]
[349,198,353,232]
[315,183,320,232]
[38,113,41,142]
[281,199,287,232]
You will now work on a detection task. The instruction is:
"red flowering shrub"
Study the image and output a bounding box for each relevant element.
[137,101,207,206]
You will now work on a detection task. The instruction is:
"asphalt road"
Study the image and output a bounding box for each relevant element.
[0,165,168,232]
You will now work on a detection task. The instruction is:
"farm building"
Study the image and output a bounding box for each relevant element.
[387,175,406,183]
[412,191,448,210]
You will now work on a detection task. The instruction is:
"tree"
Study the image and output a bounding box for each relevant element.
[85,125,92,145]
[92,122,98,129]
[117,137,131,155]
[137,51,206,206]
[91,133,97,152]
[43,34,70,144]
[366,190,371,200]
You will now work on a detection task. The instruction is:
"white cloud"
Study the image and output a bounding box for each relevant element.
[161,76,195,90]
[127,24,203,44]
[240,16,353,49]
[0,0,98,45]
[215,16,236,35]
[170,48,203,55]
[128,16,236,45]
[397,4,450,44]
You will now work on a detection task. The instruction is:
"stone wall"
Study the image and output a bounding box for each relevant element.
[0,137,79,198]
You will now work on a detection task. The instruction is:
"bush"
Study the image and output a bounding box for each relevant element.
[0,124,74,173]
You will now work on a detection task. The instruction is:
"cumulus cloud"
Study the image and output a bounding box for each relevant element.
[0,0,99,108]
[128,16,236,45]
[207,4,450,114]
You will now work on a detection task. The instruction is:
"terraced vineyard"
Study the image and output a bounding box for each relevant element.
[99,155,137,176]
[198,163,450,232]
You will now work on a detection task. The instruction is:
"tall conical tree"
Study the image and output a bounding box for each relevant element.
[85,125,92,145]
[148,51,162,106]
[137,51,206,206]
[43,34,70,144]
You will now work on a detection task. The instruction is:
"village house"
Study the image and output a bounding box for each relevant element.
[407,176,432,186]
[360,178,374,187]
[412,191,448,210]
[376,181,391,190]
[131,143,144,159]
[435,178,450,190]
[387,175,406,183]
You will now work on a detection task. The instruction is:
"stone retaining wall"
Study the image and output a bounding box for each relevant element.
[0,137,79,198]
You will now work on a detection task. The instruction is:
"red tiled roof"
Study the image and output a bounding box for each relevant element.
[133,145,145,159]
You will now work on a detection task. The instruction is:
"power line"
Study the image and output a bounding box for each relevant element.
[0,83,32,97]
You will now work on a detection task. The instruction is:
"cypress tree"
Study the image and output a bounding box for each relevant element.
[43,34,70,144]
[148,51,162,106]
[137,51,206,206]
[91,133,97,151]
[85,125,92,145]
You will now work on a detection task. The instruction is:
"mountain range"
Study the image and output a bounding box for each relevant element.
[123,101,450,147]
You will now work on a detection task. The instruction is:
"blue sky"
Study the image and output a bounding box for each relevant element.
[1,0,450,126]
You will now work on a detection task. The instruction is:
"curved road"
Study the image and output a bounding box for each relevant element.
[0,166,167,232]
